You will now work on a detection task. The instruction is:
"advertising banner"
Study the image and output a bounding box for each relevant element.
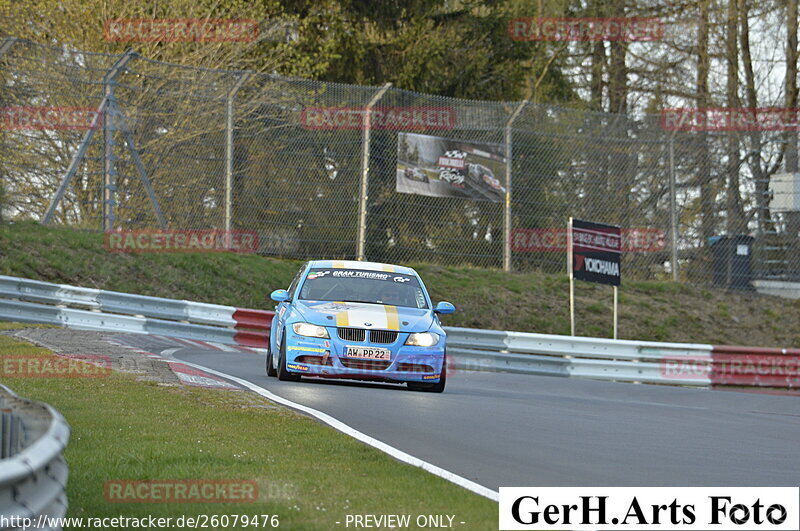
[396,132,507,202]
[571,218,622,286]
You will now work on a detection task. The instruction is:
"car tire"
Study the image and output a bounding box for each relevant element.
[266,343,277,377]
[277,333,301,382]
[408,358,446,393]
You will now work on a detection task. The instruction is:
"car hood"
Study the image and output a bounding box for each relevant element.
[293,300,434,333]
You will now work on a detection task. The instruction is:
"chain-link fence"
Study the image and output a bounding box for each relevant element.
[1,37,797,288]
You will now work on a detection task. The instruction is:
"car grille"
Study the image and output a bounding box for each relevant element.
[340,359,392,371]
[369,330,398,344]
[337,328,398,344]
[337,327,366,342]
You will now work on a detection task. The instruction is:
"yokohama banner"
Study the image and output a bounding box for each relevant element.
[571,219,621,286]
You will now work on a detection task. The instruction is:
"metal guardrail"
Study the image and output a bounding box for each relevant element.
[445,327,713,387]
[0,385,70,531]
[0,276,273,348]
[446,326,800,390]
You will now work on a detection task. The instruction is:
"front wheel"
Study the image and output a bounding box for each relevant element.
[266,344,277,377]
[277,333,301,382]
[408,360,446,393]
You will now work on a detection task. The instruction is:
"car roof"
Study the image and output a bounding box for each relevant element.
[307,260,418,276]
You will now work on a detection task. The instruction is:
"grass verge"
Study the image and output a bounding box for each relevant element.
[3,220,800,347]
[0,332,496,529]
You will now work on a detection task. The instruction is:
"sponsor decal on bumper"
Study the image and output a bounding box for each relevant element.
[288,346,327,353]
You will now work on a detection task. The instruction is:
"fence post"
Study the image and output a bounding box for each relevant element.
[115,111,167,228]
[102,93,115,231]
[669,136,679,281]
[102,51,137,232]
[503,100,528,272]
[42,97,109,224]
[357,82,392,261]
[43,50,136,226]
[0,38,17,224]
[225,72,252,241]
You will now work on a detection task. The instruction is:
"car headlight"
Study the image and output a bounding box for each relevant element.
[404,332,440,347]
[292,322,329,338]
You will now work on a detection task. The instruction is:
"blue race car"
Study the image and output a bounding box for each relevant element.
[265,260,455,392]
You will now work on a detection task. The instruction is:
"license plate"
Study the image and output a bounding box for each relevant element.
[343,346,391,360]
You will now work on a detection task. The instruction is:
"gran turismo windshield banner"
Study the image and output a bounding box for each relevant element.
[306,269,417,283]
[301,269,427,309]
[396,132,507,202]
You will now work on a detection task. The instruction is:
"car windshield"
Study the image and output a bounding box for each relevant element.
[299,268,428,309]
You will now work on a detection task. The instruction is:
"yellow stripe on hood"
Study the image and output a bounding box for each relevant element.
[335,311,350,327]
[384,305,400,331]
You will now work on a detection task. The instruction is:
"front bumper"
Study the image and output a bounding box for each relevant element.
[284,330,444,383]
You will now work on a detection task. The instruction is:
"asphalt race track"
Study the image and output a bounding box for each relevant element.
[159,344,800,492]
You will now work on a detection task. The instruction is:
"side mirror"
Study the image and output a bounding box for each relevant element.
[434,301,456,315]
[270,289,290,303]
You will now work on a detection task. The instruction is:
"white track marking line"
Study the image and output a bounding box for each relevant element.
[209,342,238,352]
[183,338,222,350]
[177,359,499,502]
[167,337,200,348]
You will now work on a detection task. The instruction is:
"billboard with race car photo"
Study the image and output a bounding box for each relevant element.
[396,132,507,202]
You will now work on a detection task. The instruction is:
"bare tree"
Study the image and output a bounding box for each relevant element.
[696,0,715,244]
[725,0,747,235]
[739,0,776,235]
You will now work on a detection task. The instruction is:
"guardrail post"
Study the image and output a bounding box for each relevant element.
[225,72,252,243]
[357,83,392,261]
[503,100,528,272]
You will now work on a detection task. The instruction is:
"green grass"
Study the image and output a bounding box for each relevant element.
[0,334,496,529]
[3,220,800,347]
[0,322,56,330]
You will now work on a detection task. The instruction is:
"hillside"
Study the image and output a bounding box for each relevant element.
[1,221,798,348]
